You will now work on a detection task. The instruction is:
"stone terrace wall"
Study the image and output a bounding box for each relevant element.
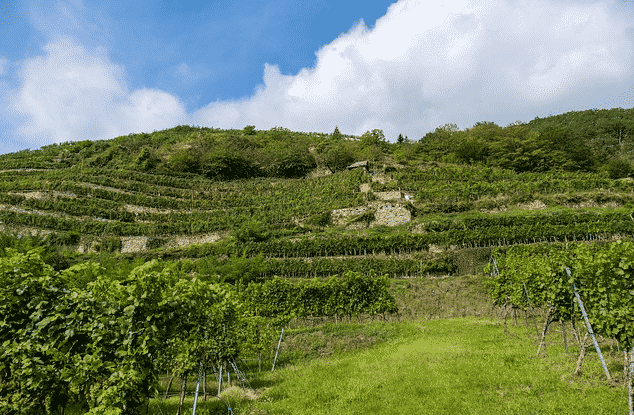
[331,206,369,225]
[375,191,402,200]
[374,204,411,227]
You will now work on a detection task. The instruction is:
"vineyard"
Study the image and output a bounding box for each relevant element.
[2,115,634,413]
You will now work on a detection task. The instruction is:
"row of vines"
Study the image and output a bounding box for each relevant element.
[484,240,634,412]
[0,249,397,414]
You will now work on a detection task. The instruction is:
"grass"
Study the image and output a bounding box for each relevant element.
[138,275,631,415]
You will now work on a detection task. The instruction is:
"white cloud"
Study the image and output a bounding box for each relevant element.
[4,0,634,148]
[7,38,187,146]
[191,0,634,139]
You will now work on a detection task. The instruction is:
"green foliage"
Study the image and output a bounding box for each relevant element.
[232,220,271,244]
[0,253,243,414]
[47,230,81,247]
[243,125,257,135]
[135,147,159,171]
[487,240,634,350]
[605,158,632,179]
[418,123,460,159]
[332,126,342,139]
[101,236,122,253]
[202,146,260,180]
[214,253,269,284]
[316,140,356,173]
[265,143,317,178]
[166,147,202,174]
[306,211,332,228]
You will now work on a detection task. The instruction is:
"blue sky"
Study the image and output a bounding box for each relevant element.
[1,0,634,155]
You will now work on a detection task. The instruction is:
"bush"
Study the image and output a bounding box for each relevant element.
[266,146,317,178]
[147,237,166,250]
[232,220,270,244]
[606,158,633,179]
[202,148,260,180]
[167,148,202,174]
[243,125,257,135]
[101,236,122,253]
[306,212,332,228]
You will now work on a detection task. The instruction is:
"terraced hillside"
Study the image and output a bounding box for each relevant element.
[1,115,634,278]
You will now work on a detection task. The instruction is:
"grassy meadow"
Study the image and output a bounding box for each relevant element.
[129,274,630,415]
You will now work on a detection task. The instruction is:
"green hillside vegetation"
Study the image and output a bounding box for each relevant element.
[2,106,634,414]
[0,106,633,278]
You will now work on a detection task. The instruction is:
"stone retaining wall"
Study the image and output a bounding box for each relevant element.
[373,204,411,227]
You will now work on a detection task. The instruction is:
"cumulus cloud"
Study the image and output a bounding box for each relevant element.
[4,0,634,148]
[191,0,634,140]
[7,38,187,146]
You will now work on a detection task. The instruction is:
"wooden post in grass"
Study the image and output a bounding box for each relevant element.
[164,373,174,399]
[574,332,590,376]
[537,306,555,357]
[626,346,633,415]
[522,281,539,341]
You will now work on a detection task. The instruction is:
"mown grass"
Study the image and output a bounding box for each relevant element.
[140,275,631,415]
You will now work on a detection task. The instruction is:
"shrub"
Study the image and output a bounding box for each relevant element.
[306,212,332,228]
[606,158,633,179]
[101,236,122,253]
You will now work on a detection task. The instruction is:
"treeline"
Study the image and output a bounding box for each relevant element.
[2,106,631,179]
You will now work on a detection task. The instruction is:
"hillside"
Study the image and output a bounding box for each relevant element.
[1,107,634,279]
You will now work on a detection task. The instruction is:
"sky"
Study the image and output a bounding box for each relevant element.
[1,0,634,155]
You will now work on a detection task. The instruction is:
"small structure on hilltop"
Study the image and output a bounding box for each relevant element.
[347,160,369,175]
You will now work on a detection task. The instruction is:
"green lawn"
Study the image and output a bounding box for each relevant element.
[148,315,629,415]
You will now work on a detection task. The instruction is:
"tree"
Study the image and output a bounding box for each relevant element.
[606,158,633,179]
[397,133,405,144]
[202,146,260,180]
[243,125,257,135]
[316,140,356,173]
[332,126,342,139]
[265,143,317,178]
[359,129,389,165]
[418,123,460,160]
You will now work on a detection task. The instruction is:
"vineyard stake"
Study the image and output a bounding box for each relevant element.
[272,327,284,371]
[218,364,223,396]
[626,346,634,415]
[192,362,203,415]
[567,268,612,382]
